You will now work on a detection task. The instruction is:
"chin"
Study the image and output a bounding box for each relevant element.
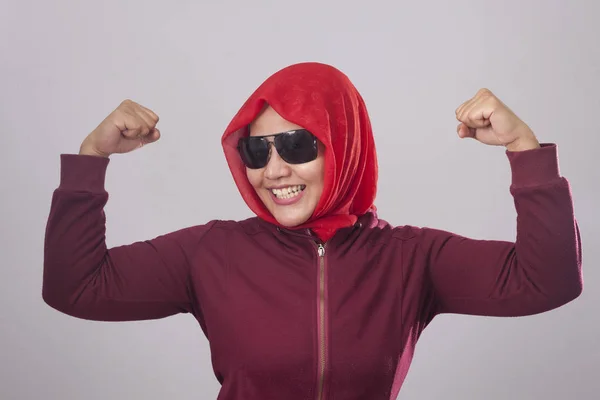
[272,211,311,228]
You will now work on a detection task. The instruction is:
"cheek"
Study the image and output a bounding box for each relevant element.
[246,169,263,189]
[295,158,325,185]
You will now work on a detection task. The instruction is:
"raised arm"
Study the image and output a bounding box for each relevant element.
[422,89,583,317]
[42,100,213,321]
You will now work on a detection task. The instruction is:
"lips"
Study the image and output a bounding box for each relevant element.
[269,185,306,205]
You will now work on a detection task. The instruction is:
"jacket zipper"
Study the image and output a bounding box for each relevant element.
[316,242,327,400]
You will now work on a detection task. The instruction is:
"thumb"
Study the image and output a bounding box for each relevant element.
[457,123,476,139]
[142,128,161,145]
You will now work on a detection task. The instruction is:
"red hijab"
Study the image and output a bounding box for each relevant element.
[221,62,378,242]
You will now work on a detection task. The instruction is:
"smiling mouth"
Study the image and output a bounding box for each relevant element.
[270,185,306,199]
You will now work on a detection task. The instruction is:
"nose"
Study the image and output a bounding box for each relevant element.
[264,142,292,180]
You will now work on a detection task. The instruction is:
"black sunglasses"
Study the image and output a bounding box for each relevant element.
[237,129,318,169]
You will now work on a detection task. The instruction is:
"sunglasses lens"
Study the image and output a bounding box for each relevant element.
[238,137,269,169]
[276,130,318,164]
[238,129,318,169]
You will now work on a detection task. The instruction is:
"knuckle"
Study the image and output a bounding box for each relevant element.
[478,88,492,97]
[145,107,159,122]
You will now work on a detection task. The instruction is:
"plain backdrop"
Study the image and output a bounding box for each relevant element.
[1,0,598,399]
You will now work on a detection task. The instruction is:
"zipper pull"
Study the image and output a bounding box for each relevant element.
[317,243,325,257]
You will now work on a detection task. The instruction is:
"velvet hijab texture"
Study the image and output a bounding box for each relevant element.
[221,62,378,242]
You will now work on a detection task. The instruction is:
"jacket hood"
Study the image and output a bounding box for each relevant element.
[221,62,378,242]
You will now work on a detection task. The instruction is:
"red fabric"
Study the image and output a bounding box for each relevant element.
[221,62,378,242]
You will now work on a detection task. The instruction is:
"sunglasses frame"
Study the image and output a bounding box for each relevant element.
[237,128,318,169]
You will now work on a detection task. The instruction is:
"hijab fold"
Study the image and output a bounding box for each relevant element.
[221,62,378,242]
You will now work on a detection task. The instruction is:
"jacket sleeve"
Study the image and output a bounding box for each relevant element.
[42,154,214,322]
[421,143,583,317]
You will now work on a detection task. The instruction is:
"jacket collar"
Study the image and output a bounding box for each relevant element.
[253,210,378,245]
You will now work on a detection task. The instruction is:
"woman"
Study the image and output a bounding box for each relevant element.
[43,62,583,399]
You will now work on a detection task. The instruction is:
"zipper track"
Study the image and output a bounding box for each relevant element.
[275,228,330,400]
[316,242,327,400]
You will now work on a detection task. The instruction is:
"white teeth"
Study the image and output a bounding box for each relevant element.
[271,185,305,199]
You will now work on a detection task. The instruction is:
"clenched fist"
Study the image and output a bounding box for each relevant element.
[79,99,161,157]
[455,88,540,152]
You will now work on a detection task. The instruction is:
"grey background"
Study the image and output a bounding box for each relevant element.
[1,0,598,399]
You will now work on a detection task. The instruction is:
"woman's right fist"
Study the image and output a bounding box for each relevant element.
[79,99,161,157]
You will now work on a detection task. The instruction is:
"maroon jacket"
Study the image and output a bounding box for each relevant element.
[43,143,582,399]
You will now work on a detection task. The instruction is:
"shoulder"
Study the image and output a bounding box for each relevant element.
[159,217,273,259]
[361,214,421,243]
[376,219,471,257]
[364,215,444,253]
[184,216,272,240]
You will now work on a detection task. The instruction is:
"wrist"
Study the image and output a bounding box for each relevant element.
[505,135,540,152]
[79,142,109,158]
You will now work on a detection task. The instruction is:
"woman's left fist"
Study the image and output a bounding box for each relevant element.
[455,88,540,152]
